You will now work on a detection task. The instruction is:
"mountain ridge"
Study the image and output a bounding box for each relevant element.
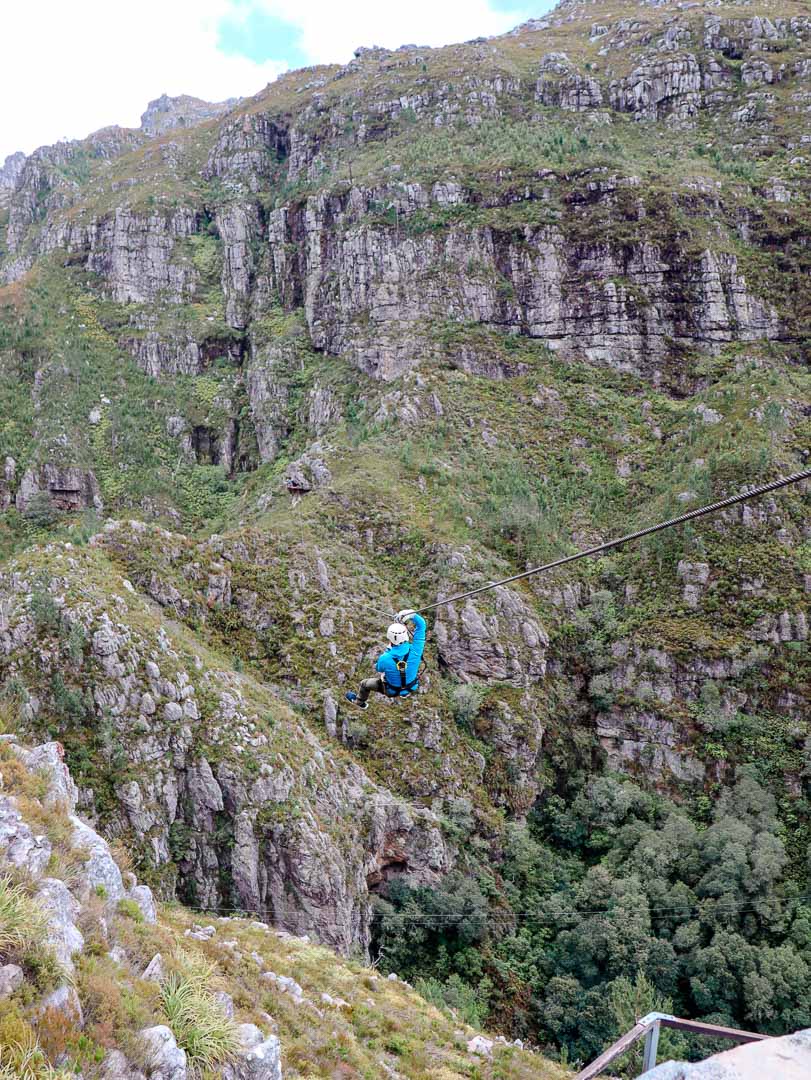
[0,1,809,1075]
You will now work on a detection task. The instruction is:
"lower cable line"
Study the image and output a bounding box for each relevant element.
[188,890,811,929]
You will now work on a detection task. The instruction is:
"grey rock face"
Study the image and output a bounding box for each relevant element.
[536,53,603,111]
[205,113,290,192]
[70,815,126,901]
[16,464,103,513]
[434,587,548,685]
[129,883,158,924]
[262,183,779,384]
[221,1024,282,1080]
[644,1025,811,1078]
[283,448,331,493]
[142,953,164,982]
[6,204,201,299]
[677,561,711,609]
[100,1050,148,1080]
[37,984,84,1027]
[125,332,206,378]
[12,741,78,811]
[2,132,141,273]
[214,990,236,1018]
[610,54,702,122]
[0,794,52,875]
[141,93,236,136]
[140,1025,188,1080]
[0,152,26,207]
[246,338,293,462]
[217,201,261,328]
[36,877,85,973]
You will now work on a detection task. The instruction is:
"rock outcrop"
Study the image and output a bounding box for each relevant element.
[0,545,450,957]
[15,464,103,513]
[0,151,26,206]
[257,183,779,383]
[0,730,551,1079]
[141,93,237,136]
[645,1026,811,1079]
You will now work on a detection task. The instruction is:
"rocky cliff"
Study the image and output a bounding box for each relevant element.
[0,0,809,1073]
[0,734,555,1078]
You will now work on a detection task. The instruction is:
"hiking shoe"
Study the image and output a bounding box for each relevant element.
[346,692,368,710]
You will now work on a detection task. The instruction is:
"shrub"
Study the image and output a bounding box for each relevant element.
[414,973,491,1027]
[345,719,370,749]
[30,588,61,635]
[116,898,144,923]
[449,683,485,731]
[0,1019,73,1079]
[77,954,153,1048]
[32,1005,82,1066]
[0,877,48,961]
[23,492,62,531]
[108,838,135,877]
[159,971,239,1073]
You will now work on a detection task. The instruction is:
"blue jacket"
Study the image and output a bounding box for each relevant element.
[376,613,426,696]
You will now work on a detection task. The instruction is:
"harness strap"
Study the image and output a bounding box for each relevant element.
[385,647,420,696]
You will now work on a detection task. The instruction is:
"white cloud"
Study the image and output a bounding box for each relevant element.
[1,0,536,164]
[1,0,286,162]
[259,0,532,65]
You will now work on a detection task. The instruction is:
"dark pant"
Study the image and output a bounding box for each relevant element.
[357,675,387,704]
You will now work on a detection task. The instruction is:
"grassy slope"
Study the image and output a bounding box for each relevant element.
[0,741,568,1080]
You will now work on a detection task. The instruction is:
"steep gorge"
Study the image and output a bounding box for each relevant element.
[0,1,810,1075]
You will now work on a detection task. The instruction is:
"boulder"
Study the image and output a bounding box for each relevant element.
[70,815,126,901]
[0,963,23,997]
[13,741,78,811]
[645,1026,811,1078]
[0,795,52,875]
[467,1035,494,1056]
[222,1024,282,1080]
[214,990,236,1018]
[36,877,84,973]
[129,883,158,924]
[100,1050,147,1079]
[140,1025,187,1080]
[16,464,103,513]
[142,953,164,982]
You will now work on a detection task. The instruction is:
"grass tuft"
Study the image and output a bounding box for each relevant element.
[0,876,48,961]
[159,969,240,1075]
[0,1036,73,1079]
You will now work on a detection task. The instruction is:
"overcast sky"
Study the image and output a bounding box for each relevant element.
[2,0,556,165]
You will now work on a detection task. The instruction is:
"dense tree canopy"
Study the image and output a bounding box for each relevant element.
[373,772,811,1067]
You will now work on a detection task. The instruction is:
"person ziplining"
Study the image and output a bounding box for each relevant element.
[341,468,810,712]
[346,609,426,709]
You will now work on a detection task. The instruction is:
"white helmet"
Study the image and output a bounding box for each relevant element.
[387,622,409,646]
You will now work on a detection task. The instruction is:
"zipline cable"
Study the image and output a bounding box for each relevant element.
[189,891,811,927]
[412,467,811,616]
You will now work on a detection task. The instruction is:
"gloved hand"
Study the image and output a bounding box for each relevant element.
[396,609,416,623]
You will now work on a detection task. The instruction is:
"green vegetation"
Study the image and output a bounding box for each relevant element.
[0,877,48,962]
[1,0,810,1072]
[0,1035,73,1080]
[159,968,240,1073]
[374,773,811,1067]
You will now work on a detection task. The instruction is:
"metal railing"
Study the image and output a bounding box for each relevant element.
[575,1012,769,1079]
